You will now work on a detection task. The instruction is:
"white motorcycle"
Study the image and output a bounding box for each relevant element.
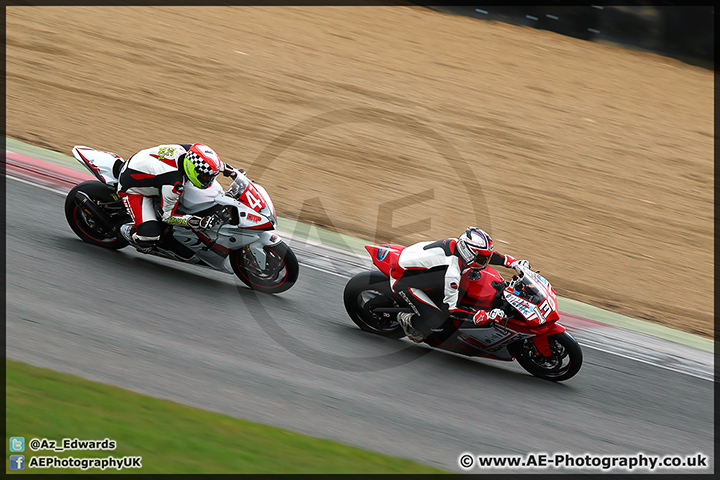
[64,146,299,294]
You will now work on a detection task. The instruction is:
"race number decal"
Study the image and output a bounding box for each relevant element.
[538,299,553,321]
[157,146,176,160]
[241,184,266,212]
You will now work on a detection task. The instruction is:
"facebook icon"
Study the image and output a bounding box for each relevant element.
[10,454,25,470]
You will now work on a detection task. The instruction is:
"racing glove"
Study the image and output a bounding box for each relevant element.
[472,308,506,326]
[504,254,530,271]
[186,215,217,229]
[222,165,245,179]
[511,259,530,271]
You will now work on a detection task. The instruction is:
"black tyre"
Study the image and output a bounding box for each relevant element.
[510,331,583,382]
[64,181,130,250]
[343,271,406,338]
[231,241,299,294]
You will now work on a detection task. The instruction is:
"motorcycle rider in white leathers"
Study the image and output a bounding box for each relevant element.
[390,227,530,342]
[116,143,241,252]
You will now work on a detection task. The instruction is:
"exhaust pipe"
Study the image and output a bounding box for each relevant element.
[74,191,118,235]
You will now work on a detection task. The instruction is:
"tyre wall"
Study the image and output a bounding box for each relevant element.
[418,5,714,69]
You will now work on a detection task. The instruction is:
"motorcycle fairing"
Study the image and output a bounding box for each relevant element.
[224,175,277,229]
[172,225,282,272]
[173,174,280,269]
[180,174,276,230]
[365,244,405,277]
[531,322,566,357]
[520,269,560,323]
[503,268,561,325]
[505,291,544,325]
[72,146,124,185]
[239,182,266,212]
[455,321,539,359]
[456,326,517,360]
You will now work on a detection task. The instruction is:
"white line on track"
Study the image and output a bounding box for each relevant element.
[577,342,713,382]
[8,175,67,195]
[298,262,349,279]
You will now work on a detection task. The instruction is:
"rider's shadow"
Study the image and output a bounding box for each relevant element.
[54,235,242,289]
[330,322,575,388]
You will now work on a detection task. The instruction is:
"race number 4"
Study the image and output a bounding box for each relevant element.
[243,184,265,211]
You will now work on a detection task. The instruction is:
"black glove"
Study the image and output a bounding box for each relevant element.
[187,215,216,229]
[199,215,217,229]
[222,166,245,179]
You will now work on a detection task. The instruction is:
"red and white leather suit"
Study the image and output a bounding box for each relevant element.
[389,238,520,336]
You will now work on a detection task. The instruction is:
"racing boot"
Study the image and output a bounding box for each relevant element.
[120,223,154,254]
[119,223,134,243]
[397,312,425,343]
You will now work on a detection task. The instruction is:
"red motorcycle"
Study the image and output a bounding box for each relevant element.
[343,244,582,381]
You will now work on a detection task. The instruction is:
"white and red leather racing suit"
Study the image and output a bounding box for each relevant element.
[116,144,216,243]
[389,238,520,336]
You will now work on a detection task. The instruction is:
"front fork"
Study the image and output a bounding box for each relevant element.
[248,231,282,270]
[222,230,283,272]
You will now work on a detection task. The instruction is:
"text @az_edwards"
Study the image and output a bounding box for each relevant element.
[28,437,116,452]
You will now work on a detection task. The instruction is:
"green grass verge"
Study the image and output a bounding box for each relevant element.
[6,360,446,474]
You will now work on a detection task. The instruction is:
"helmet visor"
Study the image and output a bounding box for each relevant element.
[471,253,492,269]
[197,172,218,188]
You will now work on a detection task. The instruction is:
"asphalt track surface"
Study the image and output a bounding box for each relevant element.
[5,177,714,473]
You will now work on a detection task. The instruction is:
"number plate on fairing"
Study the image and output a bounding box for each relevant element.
[240,183,266,212]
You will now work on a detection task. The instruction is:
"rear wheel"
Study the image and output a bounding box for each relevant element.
[510,331,583,382]
[231,241,299,294]
[64,181,129,249]
[343,271,406,338]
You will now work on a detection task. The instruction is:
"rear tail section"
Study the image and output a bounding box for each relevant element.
[72,146,125,186]
[365,244,405,277]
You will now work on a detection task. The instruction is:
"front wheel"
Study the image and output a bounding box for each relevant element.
[343,271,406,338]
[231,241,299,294]
[510,332,583,382]
[64,181,130,249]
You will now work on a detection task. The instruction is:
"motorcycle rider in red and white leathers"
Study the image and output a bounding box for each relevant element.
[116,143,241,253]
[390,227,530,342]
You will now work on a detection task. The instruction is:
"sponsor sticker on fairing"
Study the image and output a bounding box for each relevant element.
[505,292,541,323]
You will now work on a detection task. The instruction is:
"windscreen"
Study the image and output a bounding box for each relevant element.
[225,173,250,199]
[514,274,545,305]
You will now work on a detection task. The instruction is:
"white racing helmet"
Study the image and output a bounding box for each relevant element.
[456,227,494,269]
